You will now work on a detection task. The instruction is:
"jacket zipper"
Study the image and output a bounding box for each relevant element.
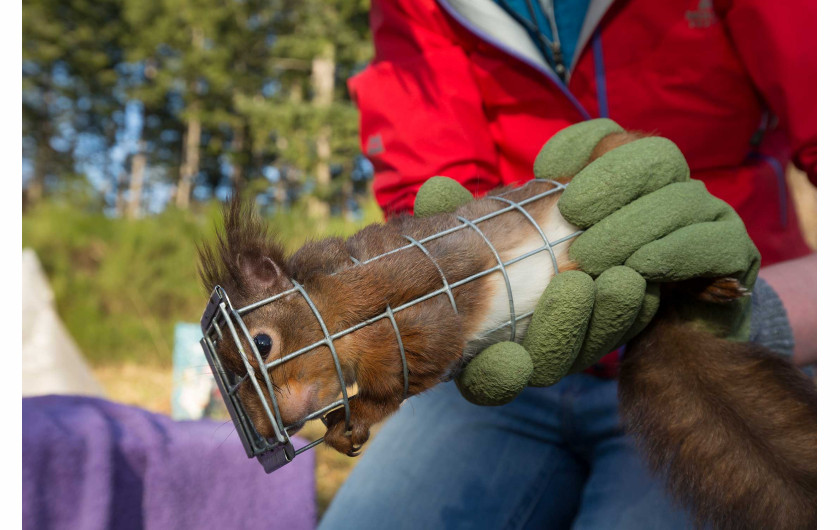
[436,0,592,121]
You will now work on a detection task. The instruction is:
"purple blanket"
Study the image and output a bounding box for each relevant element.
[23,395,316,530]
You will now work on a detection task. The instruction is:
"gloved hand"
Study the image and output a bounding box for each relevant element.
[414,119,760,406]
[552,121,760,342]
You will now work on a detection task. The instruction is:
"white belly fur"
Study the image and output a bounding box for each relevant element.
[463,206,579,356]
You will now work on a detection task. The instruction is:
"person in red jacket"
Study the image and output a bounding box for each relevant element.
[320,0,816,527]
[351,0,815,266]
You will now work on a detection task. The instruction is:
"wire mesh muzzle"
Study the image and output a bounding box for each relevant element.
[200,284,355,473]
[199,179,582,473]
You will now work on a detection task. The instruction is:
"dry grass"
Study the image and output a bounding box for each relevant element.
[93,362,174,415]
[298,422,370,516]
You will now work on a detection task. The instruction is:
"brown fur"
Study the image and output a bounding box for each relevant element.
[620,309,817,530]
[198,132,817,528]
[589,131,644,160]
[601,131,817,528]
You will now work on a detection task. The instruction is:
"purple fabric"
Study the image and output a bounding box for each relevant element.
[23,395,316,530]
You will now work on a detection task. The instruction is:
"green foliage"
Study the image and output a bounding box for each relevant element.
[23,198,383,366]
[23,0,127,196]
[24,0,373,209]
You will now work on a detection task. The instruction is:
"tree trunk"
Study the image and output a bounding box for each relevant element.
[311,44,335,189]
[311,44,336,108]
[114,171,128,217]
[176,109,201,209]
[26,108,52,205]
[27,157,45,205]
[274,174,287,205]
[231,124,245,192]
[127,141,147,219]
[175,28,204,210]
[309,44,336,221]
[314,126,332,188]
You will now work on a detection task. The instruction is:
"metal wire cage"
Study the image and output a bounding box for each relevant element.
[199,179,580,473]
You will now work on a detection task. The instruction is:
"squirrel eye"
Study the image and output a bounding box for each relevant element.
[253,333,273,358]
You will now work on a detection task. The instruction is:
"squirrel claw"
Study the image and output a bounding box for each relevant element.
[323,409,371,456]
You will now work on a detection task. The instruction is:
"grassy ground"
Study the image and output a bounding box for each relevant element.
[23,196,384,367]
[93,363,174,414]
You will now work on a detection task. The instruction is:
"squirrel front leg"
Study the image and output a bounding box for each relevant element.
[322,312,422,456]
[324,394,402,456]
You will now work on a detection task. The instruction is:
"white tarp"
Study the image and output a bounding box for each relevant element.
[22,249,104,397]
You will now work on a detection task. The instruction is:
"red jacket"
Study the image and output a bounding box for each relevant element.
[349,0,816,266]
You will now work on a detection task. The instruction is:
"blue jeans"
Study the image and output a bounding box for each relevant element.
[319,374,691,529]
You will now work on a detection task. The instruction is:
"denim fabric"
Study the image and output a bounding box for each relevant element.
[319,374,691,529]
[749,277,795,358]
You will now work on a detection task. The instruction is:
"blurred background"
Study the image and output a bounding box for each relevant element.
[22,0,378,513]
[20,0,816,516]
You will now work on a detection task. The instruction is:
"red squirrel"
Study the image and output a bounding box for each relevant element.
[199,132,816,530]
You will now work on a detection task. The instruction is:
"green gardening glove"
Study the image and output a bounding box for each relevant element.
[550,120,760,342]
[415,119,759,406]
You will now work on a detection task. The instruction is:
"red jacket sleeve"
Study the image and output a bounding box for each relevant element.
[348,0,502,216]
[721,0,817,184]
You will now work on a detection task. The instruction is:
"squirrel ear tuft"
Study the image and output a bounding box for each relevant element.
[237,251,293,291]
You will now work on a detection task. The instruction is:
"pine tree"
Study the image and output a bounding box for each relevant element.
[23,0,126,204]
[24,0,373,213]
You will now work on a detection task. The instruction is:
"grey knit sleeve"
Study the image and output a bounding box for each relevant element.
[748,277,795,358]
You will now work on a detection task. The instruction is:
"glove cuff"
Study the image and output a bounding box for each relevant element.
[748,277,795,358]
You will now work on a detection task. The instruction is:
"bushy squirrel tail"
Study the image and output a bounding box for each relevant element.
[619,305,817,530]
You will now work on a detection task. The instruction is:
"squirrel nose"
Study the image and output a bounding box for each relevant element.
[278,381,317,427]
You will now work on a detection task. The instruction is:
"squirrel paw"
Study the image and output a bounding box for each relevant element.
[323,408,370,457]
